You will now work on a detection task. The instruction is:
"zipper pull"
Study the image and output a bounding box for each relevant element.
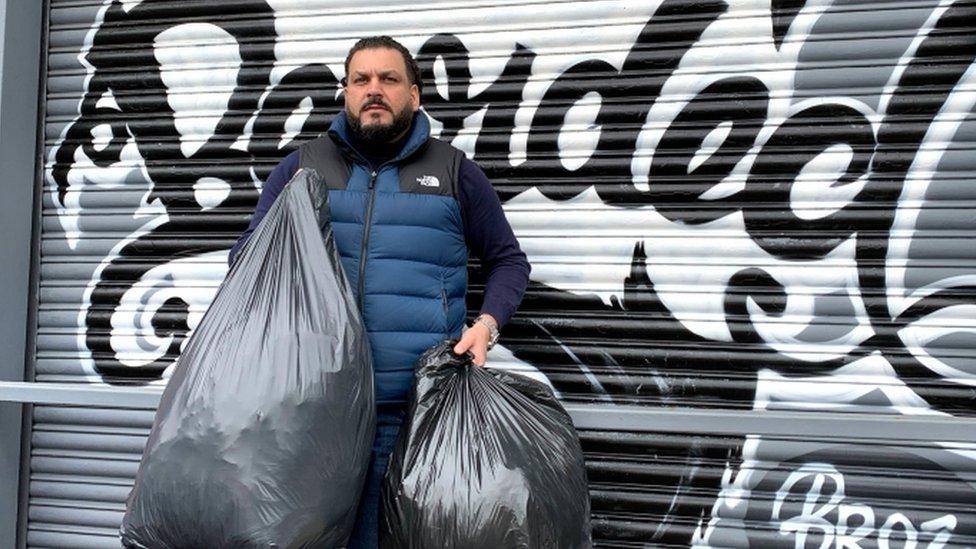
[369,170,377,189]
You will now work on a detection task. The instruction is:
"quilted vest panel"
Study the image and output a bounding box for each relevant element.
[299,113,467,403]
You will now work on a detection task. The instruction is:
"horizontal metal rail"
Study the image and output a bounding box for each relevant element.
[0,381,162,409]
[2,381,975,443]
[564,403,976,444]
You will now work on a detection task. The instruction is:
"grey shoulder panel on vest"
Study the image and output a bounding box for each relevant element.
[398,138,463,198]
[298,135,351,191]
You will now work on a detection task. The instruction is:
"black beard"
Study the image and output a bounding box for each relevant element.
[346,104,414,147]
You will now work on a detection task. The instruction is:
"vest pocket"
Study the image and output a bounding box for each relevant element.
[440,286,449,332]
[439,274,450,334]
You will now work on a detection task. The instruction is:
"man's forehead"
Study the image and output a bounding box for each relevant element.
[348,47,407,74]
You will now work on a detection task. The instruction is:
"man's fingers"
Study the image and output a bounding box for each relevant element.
[472,348,486,367]
[453,335,471,355]
[453,329,488,366]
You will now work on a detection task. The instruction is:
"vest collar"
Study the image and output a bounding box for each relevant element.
[328,110,431,165]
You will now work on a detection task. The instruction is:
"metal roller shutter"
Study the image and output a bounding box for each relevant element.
[32,0,976,547]
[579,429,976,548]
[27,406,148,548]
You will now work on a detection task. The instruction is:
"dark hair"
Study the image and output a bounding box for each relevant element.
[343,36,422,94]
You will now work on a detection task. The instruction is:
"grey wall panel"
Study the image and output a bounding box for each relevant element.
[0,0,44,546]
[30,0,976,546]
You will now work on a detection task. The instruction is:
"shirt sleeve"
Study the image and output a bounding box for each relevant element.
[458,157,531,328]
[227,150,301,265]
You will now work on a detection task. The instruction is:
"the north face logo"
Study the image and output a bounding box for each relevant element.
[417,175,440,187]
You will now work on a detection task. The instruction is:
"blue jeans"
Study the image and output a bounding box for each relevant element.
[346,406,405,549]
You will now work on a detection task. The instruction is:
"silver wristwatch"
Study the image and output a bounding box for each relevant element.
[474,314,500,350]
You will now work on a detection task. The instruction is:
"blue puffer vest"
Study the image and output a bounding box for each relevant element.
[298,112,468,404]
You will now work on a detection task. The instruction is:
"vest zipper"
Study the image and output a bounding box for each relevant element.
[330,130,428,313]
[358,169,378,311]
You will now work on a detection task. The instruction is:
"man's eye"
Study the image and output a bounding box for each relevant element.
[384,76,399,83]
[354,77,367,84]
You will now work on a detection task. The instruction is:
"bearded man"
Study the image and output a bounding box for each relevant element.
[229,35,531,548]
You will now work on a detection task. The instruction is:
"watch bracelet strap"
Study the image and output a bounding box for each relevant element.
[474,314,499,348]
[474,314,497,330]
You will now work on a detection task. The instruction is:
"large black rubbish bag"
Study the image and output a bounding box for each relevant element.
[381,342,592,548]
[120,168,375,549]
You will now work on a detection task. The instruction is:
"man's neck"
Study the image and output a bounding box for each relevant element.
[350,125,412,167]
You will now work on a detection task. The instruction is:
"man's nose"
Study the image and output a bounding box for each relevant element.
[365,76,384,97]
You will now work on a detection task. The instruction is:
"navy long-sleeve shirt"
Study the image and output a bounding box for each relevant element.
[229,146,530,328]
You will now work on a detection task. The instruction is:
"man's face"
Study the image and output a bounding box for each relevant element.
[344,47,420,143]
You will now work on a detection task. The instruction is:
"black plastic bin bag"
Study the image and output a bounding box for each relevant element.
[120,168,375,549]
[381,342,592,548]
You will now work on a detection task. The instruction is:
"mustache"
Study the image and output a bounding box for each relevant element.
[361,97,391,111]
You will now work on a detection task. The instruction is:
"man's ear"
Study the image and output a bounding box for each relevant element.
[410,83,420,112]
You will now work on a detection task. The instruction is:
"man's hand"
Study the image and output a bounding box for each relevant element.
[453,317,495,367]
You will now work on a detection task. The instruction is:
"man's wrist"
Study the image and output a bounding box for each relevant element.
[473,314,499,349]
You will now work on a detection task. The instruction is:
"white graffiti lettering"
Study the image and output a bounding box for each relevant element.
[773,464,956,548]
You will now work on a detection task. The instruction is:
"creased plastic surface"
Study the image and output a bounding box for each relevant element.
[381,342,592,549]
[120,169,375,549]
